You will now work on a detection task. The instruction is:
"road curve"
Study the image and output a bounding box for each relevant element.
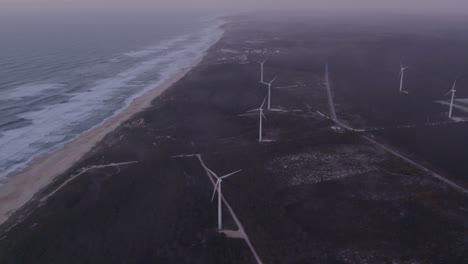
[322,67,468,194]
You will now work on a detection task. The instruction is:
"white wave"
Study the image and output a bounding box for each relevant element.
[0,18,225,180]
[0,83,65,101]
[122,35,190,58]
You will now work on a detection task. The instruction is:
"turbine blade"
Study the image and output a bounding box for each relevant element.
[238,112,256,117]
[274,84,299,89]
[444,90,453,96]
[200,162,219,179]
[269,75,278,84]
[221,169,242,179]
[211,181,220,202]
[246,108,260,113]
[206,167,219,179]
[262,112,267,120]
[260,95,268,108]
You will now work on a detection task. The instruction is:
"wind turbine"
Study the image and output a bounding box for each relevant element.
[246,96,267,142]
[261,75,277,110]
[399,63,409,94]
[257,59,267,83]
[445,79,457,118]
[203,164,241,231]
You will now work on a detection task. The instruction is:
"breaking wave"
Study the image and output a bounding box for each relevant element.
[0,17,224,181]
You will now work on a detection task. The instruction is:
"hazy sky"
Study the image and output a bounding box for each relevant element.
[1,0,468,14]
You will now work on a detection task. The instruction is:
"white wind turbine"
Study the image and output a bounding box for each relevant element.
[203,165,242,231]
[257,59,267,83]
[445,79,457,118]
[399,63,409,94]
[261,75,277,110]
[246,96,267,142]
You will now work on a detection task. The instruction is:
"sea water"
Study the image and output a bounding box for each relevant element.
[0,11,224,181]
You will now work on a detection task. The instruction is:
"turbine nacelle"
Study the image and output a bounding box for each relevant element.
[260,76,277,110]
[445,79,457,119]
[398,67,408,76]
[400,61,408,69]
[244,95,268,142]
[260,75,277,86]
[210,169,242,202]
[268,75,277,85]
[445,80,457,96]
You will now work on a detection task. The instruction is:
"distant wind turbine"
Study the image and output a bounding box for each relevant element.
[399,63,409,94]
[445,79,457,118]
[202,164,241,231]
[246,96,267,142]
[257,59,267,83]
[261,75,277,110]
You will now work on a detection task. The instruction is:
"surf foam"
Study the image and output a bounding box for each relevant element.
[0,18,224,181]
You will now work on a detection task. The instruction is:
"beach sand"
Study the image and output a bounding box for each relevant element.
[0,55,204,226]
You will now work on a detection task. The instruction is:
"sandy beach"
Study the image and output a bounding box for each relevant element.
[0,55,204,226]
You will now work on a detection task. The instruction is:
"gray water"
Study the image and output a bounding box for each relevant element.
[0,12,224,180]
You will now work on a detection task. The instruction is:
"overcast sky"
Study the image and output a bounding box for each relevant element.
[1,0,467,14]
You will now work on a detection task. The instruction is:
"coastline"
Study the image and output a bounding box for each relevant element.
[1,14,467,263]
[0,54,206,226]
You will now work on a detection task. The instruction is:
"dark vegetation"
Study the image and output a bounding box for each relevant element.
[241,13,468,186]
[376,122,468,186]
[0,13,467,264]
[0,19,327,263]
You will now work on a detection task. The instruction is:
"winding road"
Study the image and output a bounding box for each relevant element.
[323,65,468,194]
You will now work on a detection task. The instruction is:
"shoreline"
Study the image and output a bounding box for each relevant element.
[0,54,206,226]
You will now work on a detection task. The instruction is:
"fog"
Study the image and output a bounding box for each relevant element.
[1,0,468,15]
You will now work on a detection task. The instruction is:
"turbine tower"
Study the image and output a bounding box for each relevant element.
[204,166,242,231]
[445,80,457,118]
[247,96,267,142]
[399,63,409,94]
[261,75,277,110]
[257,59,267,83]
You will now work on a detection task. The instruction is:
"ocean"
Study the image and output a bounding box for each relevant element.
[0,12,224,181]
